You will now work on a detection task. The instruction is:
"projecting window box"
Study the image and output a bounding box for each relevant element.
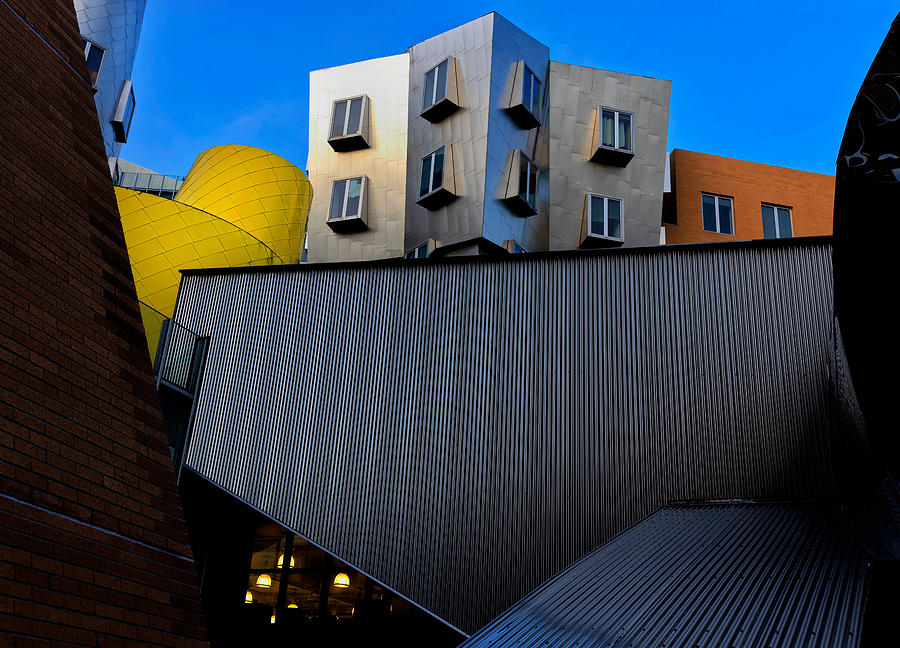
[416,146,457,210]
[326,176,368,232]
[589,106,635,167]
[111,80,136,143]
[82,38,105,88]
[327,95,370,152]
[580,193,625,248]
[420,57,461,123]
[504,61,542,130]
[499,150,539,217]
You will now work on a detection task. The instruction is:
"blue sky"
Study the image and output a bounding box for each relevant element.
[126,1,897,177]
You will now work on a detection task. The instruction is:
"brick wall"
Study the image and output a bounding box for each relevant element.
[0,0,207,645]
[665,149,835,244]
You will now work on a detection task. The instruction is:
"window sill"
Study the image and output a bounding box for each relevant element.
[589,146,634,167]
[327,133,369,152]
[580,233,625,248]
[505,103,540,130]
[326,215,368,233]
[502,194,537,217]
[416,186,456,211]
[420,97,460,123]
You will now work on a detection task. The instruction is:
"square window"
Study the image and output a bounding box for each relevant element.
[327,96,370,151]
[82,39,105,87]
[761,204,793,239]
[500,150,539,217]
[701,194,734,235]
[420,58,460,123]
[416,146,456,210]
[419,148,445,198]
[587,194,624,241]
[590,106,635,166]
[423,60,449,111]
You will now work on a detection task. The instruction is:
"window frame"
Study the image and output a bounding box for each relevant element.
[328,176,366,222]
[587,193,625,242]
[761,203,793,239]
[422,59,450,112]
[82,38,106,88]
[405,243,429,259]
[518,153,539,213]
[701,193,735,235]
[328,96,365,140]
[522,65,541,121]
[419,147,446,199]
[598,107,634,153]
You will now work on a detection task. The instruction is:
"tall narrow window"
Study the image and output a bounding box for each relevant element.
[423,60,449,111]
[588,194,624,241]
[522,66,541,121]
[701,194,734,235]
[518,154,538,212]
[112,81,136,143]
[761,204,793,239]
[82,39,105,87]
[419,148,445,198]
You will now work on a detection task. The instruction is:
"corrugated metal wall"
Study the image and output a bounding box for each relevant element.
[175,239,837,634]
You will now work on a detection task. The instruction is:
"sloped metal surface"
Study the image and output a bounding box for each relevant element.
[460,503,870,648]
[175,238,838,634]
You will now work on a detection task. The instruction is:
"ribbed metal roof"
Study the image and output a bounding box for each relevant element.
[461,503,869,648]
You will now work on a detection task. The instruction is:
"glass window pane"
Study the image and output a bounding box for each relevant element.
[331,101,347,138]
[618,113,632,151]
[345,178,362,217]
[607,199,622,239]
[528,164,537,209]
[436,60,449,102]
[718,197,733,235]
[518,155,528,201]
[123,91,135,136]
[590,195,605,236]
[522,69,532,107]
[86,44,103,72]
[761,205,776,239]
[702,194,718,232]
[420,155,432,196]
[602,110,615,148]
[531,77,541,117]
[424,69,435,109]
[777,208,793,238]
[432,149,444,191]
[330,180,346,220]
[346,98,362,134]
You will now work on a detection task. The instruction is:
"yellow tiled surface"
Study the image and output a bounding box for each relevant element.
[116,145,311,321]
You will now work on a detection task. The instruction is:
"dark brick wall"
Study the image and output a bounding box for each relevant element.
[0,1,207,645]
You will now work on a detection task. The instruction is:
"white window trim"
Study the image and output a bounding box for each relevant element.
[82,39,106,88]
[329,96,364,139]
[701,193,734,235]
[405,243,429,259]
[420,148,445,198]
[599,107,634,153]
[328,176,366,221]
[762,203,793,238]
[423,59,449,110]
[587,193,624,241]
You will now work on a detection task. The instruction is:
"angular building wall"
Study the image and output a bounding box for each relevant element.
[0,0,206,644]
[75,0,146,167]
[308,54,410,262]
[548,62,670,249]
[172,238,837,634]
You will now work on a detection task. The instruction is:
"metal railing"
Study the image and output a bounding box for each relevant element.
[114,170,185,199]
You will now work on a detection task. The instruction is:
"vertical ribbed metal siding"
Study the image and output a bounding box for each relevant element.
[176,240,836,634]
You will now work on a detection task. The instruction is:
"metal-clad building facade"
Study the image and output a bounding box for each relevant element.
[175,238,837,634]
[460,503,869,648]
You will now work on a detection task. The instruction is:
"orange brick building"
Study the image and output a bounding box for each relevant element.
[663,149,835,244]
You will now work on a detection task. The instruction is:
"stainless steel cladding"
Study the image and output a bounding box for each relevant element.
[175,238,837,634]
[460,503,869,648]
[74,0,147,164]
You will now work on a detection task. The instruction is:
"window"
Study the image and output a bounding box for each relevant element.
[111,81,135,143]
[405,243,428,259]
[600,108,633,152]
[419,148,445,198]
[518,154,538,213]
[522,66,541,121]
[761,204,793,239]
[588,194,624,241]
[423,60,449,112]
[329,177,365,221]
[330,97,363,138]
[701,194,734,235]
[82,39,105,87]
